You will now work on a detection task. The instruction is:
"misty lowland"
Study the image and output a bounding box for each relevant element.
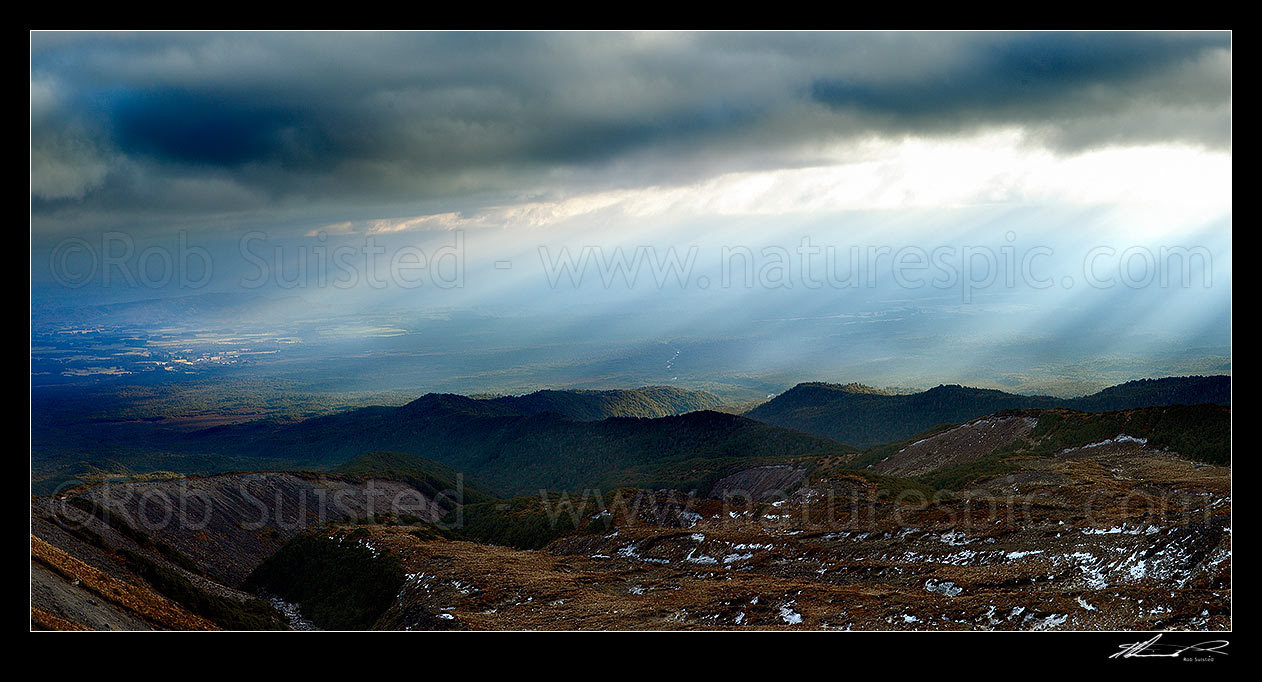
[31,326,1231,631]
[31,31,1230,632]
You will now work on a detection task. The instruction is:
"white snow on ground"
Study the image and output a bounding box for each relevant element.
[1080,524,1157,535]
[1076,596,1097,611]
[981,606,1000,626]
[1027,613,1068,630]
[1061,434,1148,454]
[779,604,803,624]
[1066,552,1109,589]
[935,549,979,565]
[684,548,718,565]
[1205,549,1231,570]
[938,530,973,546]
[1127,556,1148,580]
[924,579,963,597]
[616,542,673,564]
[267,595,319,630]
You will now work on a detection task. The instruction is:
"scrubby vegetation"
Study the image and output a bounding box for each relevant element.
[334,451,494,505]
[120,549,285,630]
[243,532,405,630]
[1024,405,1230,465]
[53,496,283,629]
[855,470,943,501]
[915,452,1022,492]
[914,404,1230,491]
[447,493,606,550]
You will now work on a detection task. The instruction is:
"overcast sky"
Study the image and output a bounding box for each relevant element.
[29,31,1232,393]
[31,31,1231,243]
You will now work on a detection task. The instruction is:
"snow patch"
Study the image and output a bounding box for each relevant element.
[924,579,963,597]
[779,604,803,625]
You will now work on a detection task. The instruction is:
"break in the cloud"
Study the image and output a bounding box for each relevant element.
[30,31,1231,241]
[319,130,1230,238]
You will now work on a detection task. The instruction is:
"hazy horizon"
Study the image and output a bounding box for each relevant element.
[31,31,1231,402]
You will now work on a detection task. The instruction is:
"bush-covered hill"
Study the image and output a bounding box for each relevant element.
[746,376,1229,448]
[334,451,496,505]
[183,404,857,498]
[480,386,726,420]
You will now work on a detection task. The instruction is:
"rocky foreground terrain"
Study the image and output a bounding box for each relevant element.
[31,408,1230,630]
[30,472,446,630]
[348,426,1230,630]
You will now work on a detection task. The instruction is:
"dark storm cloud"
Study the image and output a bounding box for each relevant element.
[108,89,308,165]
[809,32,1231,149]
[30,31,1230,236]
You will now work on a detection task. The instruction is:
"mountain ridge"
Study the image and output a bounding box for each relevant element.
[746,375,1230,448]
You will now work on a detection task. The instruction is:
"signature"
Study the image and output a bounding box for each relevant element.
[1111,634,1229,660]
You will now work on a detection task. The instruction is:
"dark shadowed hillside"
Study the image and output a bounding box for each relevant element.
[746,376,1230,448]
[179,403,857,497]
[1063,376,1232,412]
[333,451,497,505]
[480,386,725,420]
